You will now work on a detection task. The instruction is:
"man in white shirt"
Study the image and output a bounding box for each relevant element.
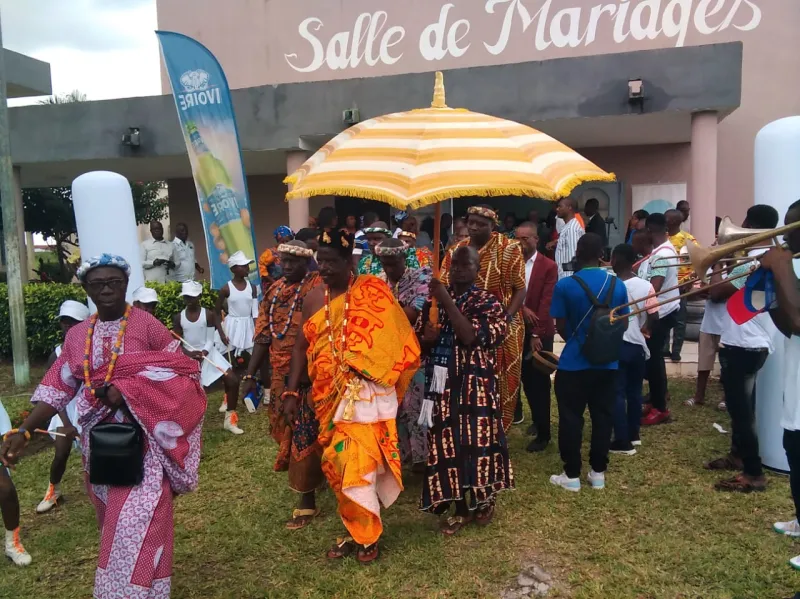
[762,200,800,566]
[705,205,779,493]
[141,220,180,284]
[640,213,680,426]
[170,222,204,283]
[554,198,584,280]
[612,243,659,453]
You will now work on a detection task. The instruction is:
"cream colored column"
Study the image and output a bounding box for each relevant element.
[12,166,28,278]
[286,151,310,232]
[689,112,718,246]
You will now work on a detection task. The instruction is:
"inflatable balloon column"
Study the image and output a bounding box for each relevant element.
[753,116,800,473]
[72,171,145,308]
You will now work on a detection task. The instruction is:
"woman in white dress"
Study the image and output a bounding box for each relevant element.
[173,281,243,435]
[215,251,258,360]
[37,300,91,514]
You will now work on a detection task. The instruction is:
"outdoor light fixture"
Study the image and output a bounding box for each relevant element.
[343,108,360,125]
[628,79,645,113]
[121,127,141,148]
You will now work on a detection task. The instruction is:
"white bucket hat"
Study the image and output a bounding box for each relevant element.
[227,251,254,268]
[132,287,159,305]
[58,300,90,322]
[181,281,203,297]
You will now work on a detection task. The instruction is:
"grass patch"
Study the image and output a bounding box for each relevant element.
[0,371,797,598]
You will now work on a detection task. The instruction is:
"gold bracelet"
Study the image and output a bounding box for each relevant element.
[2,428,31,442]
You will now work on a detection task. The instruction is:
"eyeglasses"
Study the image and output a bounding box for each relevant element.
[86,278,127,293]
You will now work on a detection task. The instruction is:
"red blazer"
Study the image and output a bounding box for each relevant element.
[524,253,557,339]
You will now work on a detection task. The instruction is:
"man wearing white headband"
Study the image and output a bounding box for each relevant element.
[35,300,92,517]
[132,286,159,315]
[173,281,242,435]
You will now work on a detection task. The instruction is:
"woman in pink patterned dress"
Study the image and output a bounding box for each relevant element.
[1,254,206,599]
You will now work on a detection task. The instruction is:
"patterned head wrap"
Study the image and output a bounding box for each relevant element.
[467,205,499,224]
[394,211,409,223]
[375,240,409,257]
[273,225,295,241]
[363,221,392,236]
[318,229,354,258]
[277,242,314,258]
[76,253,131,281]
[398,231,417,240]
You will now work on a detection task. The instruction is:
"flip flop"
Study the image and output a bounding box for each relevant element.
[285,508,321,531]
[327,536,355,560]
[717,401,727,411]
[714,474,767,493]
[357,543,380,565]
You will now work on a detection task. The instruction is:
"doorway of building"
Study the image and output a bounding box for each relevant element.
[334,197,390,228]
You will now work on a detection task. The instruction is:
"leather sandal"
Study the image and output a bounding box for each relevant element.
[357,543,380,565]
[286,508,321,531]
[327,536,355,559]
[440,515,472,536]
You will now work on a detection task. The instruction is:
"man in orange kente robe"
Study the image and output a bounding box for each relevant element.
[282,229,420,564]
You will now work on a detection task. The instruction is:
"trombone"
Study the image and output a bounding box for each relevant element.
[609,219,800,323]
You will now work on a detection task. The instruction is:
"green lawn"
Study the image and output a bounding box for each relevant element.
[0,368,798,598]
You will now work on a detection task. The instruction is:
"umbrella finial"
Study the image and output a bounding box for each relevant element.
[432,71,447,109]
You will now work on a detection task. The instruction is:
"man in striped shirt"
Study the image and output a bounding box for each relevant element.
[555,197,584,280]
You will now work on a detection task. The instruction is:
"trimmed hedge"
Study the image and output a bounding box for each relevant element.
[0,282,220,359]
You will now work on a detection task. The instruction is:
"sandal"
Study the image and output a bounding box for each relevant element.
[286,508,321,531]
[717,401,727,411]
[440,515,472,536]
[714,474,767,493]
[327,536,356,560]
[705,455,743,471]
[357,543,380,565]
[684,398,704,407]
[475,504,495,526]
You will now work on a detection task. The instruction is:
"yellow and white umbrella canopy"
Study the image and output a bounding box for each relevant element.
[285,72,614,209]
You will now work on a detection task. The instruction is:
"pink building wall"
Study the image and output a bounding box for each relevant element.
[157,0,800,223]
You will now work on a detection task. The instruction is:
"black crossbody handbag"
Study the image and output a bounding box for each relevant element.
[89,385,144,487]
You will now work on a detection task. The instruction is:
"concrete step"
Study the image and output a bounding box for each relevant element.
[551,339,717,378]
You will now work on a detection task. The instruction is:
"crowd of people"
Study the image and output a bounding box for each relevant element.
[1,197,799,599]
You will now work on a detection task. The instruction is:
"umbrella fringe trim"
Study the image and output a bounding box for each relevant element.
[284,171,615,211]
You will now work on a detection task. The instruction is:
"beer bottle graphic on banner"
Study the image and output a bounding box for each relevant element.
[187,121,254,264]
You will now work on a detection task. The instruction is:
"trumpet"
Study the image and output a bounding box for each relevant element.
[609,219,800,323]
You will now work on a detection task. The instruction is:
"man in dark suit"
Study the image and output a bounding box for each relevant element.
[515,222,558,452]
[584,198,608,249]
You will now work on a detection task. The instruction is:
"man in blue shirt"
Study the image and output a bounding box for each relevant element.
[549,233,629,492]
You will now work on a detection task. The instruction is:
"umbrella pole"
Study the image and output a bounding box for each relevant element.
[430,203,442,325]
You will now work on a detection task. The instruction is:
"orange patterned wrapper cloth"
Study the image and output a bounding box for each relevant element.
[303,275,421,545]
[255,273,322,489]
[441,232,525,431]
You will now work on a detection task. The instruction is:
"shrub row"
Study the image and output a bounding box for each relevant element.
[0,282,219,359]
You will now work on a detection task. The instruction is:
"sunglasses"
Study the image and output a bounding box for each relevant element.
[86,278,127,293]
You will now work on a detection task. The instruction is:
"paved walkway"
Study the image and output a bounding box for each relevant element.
[551,339,717,378]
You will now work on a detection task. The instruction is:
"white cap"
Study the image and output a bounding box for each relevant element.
[58,300,90,322]
[227,250,254,268]
[181,281,203,297]
[132,287,159,305]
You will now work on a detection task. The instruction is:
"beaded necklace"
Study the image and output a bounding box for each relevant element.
[83,305,131,399]
[324,274,354,372]
[268,274,306,340]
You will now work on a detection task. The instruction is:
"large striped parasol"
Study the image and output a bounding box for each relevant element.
[285,71,615,209]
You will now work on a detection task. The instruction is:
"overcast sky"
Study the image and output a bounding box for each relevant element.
[2,0,161,106]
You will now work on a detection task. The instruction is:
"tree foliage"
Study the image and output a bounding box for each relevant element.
[0,182,169,282]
